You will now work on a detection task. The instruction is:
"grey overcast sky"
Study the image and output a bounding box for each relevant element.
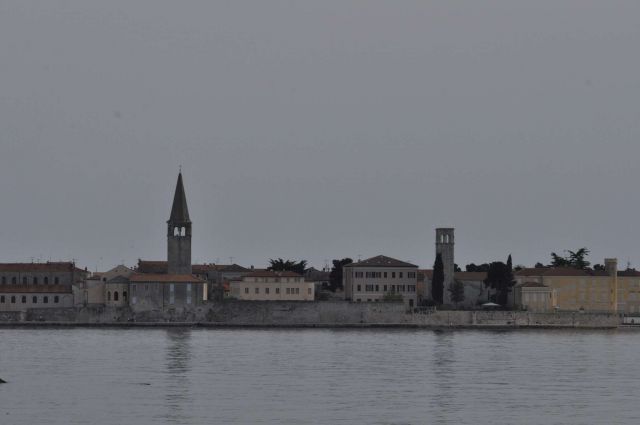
[1,1,639,271]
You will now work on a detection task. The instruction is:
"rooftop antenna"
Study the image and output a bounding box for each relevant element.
[229,256,234,264]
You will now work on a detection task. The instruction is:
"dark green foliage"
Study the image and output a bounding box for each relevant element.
[432,254,444,304]
[448,280,465,306]
[454,264,462,273]
[268,258,308,275]
[328,258,353,292]
[382,292,404,303]
[550,248,590,270]
[593,264,605,271]
[483,258,515,306]
[466,263,490,272]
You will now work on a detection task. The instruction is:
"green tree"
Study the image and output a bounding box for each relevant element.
[448,280,465,307]
[432,253,444,304]
[483,259,515,306]
[268,258,307,275]
[328,258,353,292]
[466,263,490,272]
[550,248,590,270]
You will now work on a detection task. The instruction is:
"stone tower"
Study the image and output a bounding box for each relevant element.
[167,172,192,275]
[435,228,455,304]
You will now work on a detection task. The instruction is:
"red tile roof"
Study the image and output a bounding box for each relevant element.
[0,285,72,294]
[244,270,302,278]
[0,262,86,273]
[344,255,418,268]
[129,274,205,283]
[515,267,610,277]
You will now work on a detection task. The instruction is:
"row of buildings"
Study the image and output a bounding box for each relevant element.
[1,172,638,315]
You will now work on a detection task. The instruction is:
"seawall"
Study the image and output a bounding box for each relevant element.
[0,301,623,328]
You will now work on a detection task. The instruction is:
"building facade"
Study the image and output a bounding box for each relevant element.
[0,262,87,311]
[343,255,418,308]
[230,271,314,301]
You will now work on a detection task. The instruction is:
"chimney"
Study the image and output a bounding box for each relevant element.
[604,258,618,277]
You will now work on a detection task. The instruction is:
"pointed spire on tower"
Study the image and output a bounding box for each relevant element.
[168,172,191,223]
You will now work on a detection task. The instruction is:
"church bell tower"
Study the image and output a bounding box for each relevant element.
[167,172,192,274]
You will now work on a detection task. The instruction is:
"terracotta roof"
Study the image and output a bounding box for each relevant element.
[0,285,72,294]
[455,272,487,281]
[136,260,216,275]
[516,267,610,277]
[244,270,302,278]
[618,270,640,277]
[129,274,205,283]
[515,268,549,277]
[344,255,418,268]
[0,262,86,273]
[517,281,549,288]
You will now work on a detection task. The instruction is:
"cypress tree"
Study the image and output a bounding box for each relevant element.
[432,253,445,304]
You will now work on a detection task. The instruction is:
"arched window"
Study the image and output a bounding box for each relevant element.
[43,296,49,304]
[12,277,16,284]
[11,296,16,303]
[54,277,59,285]
[21,296,26,303]
[174,227,180,236]
[44,277,49,285]
[123,291,128,301]
[181,227,186,236]
[22,277,27,285]
[32,296,37,304]
[54,296,59,303]
[33,277,38,285]
[114,291,119,301]
[107,291,111,301]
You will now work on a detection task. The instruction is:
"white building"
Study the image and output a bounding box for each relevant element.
[230,271,314,301]
[343,255,418,309]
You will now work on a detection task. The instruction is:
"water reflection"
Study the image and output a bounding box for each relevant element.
[163,328,193,424]
[431,332,456,425]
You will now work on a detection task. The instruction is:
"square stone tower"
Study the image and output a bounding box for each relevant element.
[435,228,455,304]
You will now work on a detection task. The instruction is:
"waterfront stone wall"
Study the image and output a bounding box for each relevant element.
[0,301,623,328]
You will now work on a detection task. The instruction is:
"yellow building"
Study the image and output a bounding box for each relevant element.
[514,259,640,313]
[230,271,314,301]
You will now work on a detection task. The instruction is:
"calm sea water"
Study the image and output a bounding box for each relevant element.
[0,327,638,425]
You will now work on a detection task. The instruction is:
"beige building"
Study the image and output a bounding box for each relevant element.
[514,258,640,313]
[343,255,418,308]
[230,271,314,301]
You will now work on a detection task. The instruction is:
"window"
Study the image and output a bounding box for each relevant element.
[383,285,387,292]
[169,284,175,304]
[255,287,259,294]
[44,277,48,285]
[11,277,16,284]
[357,285,361,292]
[308,288,312,295]
[54,277,59,285]
[286,288,291,294]
[132,285,136,295]
[43,296,48,304]
[32,296,37,304]
[1,277,5,284]
[399,272,403,278]
[186,284,192,304]
[114,291,119,301]
[0,295,4,303]
[375,285,379,292]
[11,296,16,303]
[265,287,270,294]
[384,272,387,278]
[392,272,396,278]
[54,296,59,303]
[33,277,38,285]
[244,287,249,294]
[22,277,27,285]
[21,296,26,303]
[276,288,280,294]
[107,292,111,301]
[408,272,416,278]
[296,288,300,295]
[123,291,128,301]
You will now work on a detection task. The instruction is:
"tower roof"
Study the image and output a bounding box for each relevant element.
[168,172,191,223]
